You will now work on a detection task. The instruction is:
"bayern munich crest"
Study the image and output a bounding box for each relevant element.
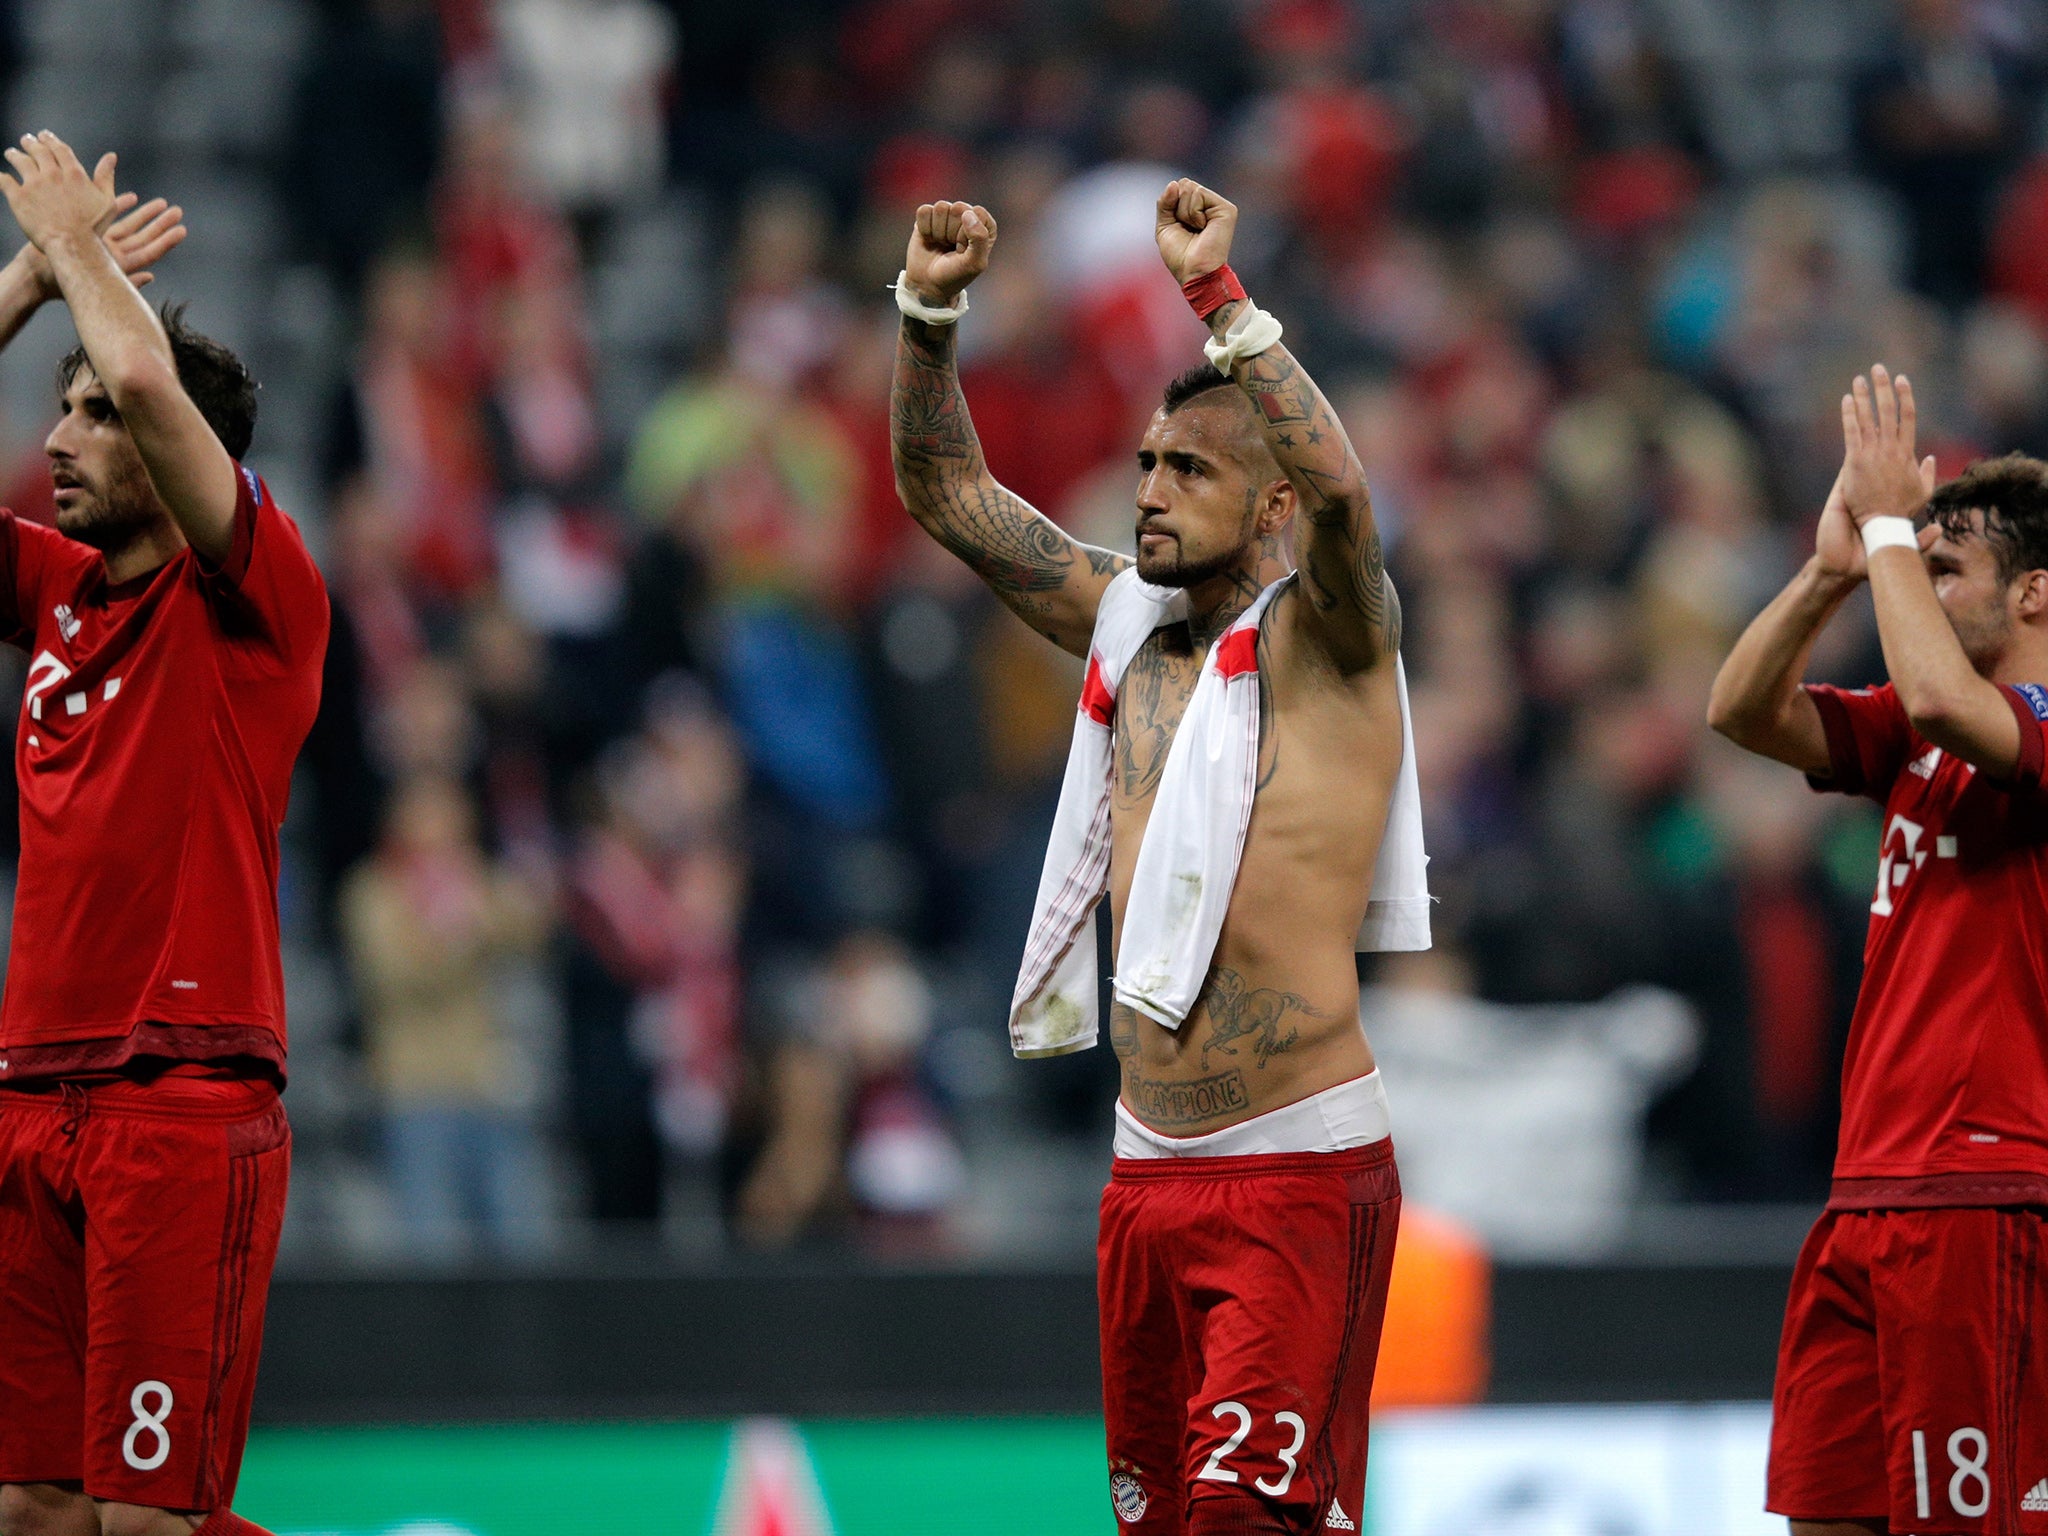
[1110,1471,1148,1523]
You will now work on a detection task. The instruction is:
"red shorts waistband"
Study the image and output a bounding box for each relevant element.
[1110,1136,1395,1183]
[0,1073,280,1121]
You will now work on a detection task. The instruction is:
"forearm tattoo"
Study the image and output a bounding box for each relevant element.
[1208,302,1399,663]
[891,316,1126,642]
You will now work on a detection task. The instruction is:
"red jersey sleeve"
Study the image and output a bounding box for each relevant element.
[195,463,328,667]
[1803,682,1913,801]
[0,507,90,649]
[1991,681,2048,795]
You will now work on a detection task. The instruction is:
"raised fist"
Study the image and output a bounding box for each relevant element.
[1155,179,1237,286]
[905,201,996,307]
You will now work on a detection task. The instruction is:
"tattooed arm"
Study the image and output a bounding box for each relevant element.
[891,201,1128,659]
[1154,181,1398,674]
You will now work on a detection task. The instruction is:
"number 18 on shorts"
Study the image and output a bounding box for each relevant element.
[1767,1207,2048,1534]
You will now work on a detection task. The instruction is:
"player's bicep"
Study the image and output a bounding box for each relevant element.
[926,478,1125,658]
[1804,683,1914,799]
[1291,497,1399,673]
[200,467,330,666]
[1917,679,2028,783]
[1753,687,1836,778]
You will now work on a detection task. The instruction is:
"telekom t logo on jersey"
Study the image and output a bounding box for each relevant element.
[1872,812,1960,916]
[22,650,121,728]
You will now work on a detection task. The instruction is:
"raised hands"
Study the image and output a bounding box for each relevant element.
[905,201,996,308]
[1839,364,1939,531]
[1154,178,1236,286]
[0,131,116,255]
[0,135,184,301]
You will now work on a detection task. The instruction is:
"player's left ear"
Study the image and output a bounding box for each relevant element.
[2015,568,2048,623]
[1258,476,1295,535]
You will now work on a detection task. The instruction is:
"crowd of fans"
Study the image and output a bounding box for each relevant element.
[18,0,2048,1255]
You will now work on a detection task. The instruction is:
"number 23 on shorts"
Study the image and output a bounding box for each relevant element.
[1912,1426,1991,1522]
[1196,1401,1308,1497]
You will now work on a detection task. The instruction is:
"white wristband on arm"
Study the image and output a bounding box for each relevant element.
[894,271,968,326]
[1861,516,1919,557]
[1203,299,1284,374]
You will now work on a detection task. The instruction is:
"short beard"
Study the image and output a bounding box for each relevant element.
[56,472,160,556]
[1135,538,1250,590]
[1952,603,2012,674]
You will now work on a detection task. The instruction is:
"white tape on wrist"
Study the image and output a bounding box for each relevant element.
[894,271,967,326]
[1203,299,1283,374]
[1861,516,1919,557]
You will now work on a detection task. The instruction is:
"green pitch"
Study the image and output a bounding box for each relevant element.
[237,1417,1115,1535]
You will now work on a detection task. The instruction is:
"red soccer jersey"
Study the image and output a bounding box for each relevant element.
[1807,679,2048,1208]
[0,464,327,1081]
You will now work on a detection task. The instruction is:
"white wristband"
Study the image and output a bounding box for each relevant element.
[894,270,967,326]
[1203,299,1284,374]
[1861,516,1919,557]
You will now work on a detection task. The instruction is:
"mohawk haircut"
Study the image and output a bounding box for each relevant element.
[58,302,258,461]
[1162,363,1236,415]
[1926,453,2048,584]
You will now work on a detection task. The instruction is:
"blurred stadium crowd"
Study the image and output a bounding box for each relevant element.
[0,0,2046,1260]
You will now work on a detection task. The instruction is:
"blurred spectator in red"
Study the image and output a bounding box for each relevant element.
[1240,0,1407,265]
[1989,155,2048,329]
[328,243,499,602]
[562,684,748,1224]
[435,91,584,375]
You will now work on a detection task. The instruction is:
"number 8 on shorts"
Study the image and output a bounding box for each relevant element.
[121,1381,173,1472]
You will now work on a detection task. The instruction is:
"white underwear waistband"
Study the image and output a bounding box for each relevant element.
[1113,1070,1391,1159]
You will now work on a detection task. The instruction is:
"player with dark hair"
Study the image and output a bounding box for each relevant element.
[892,183,1428,1534]
[1710,368,2048,1536]
[0,131,327,1536]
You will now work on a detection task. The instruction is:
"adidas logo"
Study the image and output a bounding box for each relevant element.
[2023,1476,2048,1511]
[1325,1499,1356,1531]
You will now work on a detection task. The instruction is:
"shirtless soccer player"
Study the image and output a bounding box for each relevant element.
[892,183,1430,1534]
[0,132,326,1536]
[1711,365,2048,1536]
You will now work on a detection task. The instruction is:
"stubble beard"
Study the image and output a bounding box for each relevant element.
[56,466,161,556]
[1953,605,2013,676]
[1135,536,1252,590]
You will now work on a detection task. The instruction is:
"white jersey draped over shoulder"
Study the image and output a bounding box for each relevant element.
[1007,568,1431,1058]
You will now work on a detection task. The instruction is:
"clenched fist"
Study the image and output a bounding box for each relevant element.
[1155,178,1237,286]
[905,201,996,308]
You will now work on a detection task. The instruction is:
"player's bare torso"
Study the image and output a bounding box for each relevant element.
[1107,582,1402,1134]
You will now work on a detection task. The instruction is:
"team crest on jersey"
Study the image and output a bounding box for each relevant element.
[52,604,77,642]
[2018,682,2048,721]
[1110,1472,1148,1522]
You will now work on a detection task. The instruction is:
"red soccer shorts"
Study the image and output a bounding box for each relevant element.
[1768,1205,2048,1534]
[0,1073,289,1511]
[1098,1141,1401,1535]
